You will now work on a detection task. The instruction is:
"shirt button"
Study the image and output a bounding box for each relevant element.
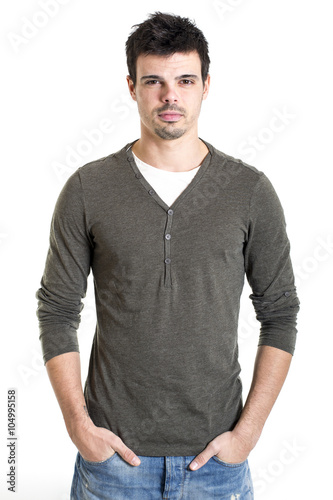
[284,291,291,297]
[167,209,174,215]
[165,258,171,264]
[165,234,171,240]
[135,173,141,179]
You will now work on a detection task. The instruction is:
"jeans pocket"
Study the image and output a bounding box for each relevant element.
[79,451,117,467]
[212,456,247,468]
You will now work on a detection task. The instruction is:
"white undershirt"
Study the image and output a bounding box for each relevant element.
[132,151,201,207]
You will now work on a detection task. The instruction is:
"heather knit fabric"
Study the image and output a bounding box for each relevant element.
[36,139,299,456]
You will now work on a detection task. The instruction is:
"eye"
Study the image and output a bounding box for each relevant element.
[145,80,160,85]
[180,79,194,85]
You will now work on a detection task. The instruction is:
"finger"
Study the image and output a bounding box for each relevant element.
[111,436,141,466]
[190,446,215,471]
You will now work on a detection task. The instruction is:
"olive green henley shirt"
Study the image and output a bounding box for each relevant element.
[36,139,300,456]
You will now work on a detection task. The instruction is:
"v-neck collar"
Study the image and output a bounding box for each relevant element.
[125,139,213,212]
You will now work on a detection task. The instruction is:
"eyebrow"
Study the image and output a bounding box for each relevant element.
[140,74,199,82]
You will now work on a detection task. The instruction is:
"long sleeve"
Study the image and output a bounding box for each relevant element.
[36,170,93,364]
[244,173,300,355]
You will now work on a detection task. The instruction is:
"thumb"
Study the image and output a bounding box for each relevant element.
[190,445,215,471]
[109,434,141,467]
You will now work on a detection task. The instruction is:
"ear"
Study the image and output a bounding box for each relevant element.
[202,74,210,101]
[126,76,137,101]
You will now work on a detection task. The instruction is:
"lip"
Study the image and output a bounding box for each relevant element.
[158,113,183,122]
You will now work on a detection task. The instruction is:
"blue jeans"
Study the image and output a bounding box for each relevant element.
[70,452,254,499]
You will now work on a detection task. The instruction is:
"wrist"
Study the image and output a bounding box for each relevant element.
[65,406,94,440]
[232,422,261,453]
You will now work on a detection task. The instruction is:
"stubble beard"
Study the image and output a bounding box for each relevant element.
[152,103,188,141]
[154,125,187,140]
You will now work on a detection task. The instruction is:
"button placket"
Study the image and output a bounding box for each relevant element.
[164,210,173,287]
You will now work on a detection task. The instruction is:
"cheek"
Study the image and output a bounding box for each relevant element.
[137,100,157,126]
[185,95,203,117]
[137,93,155,113]
[136,97,149,115]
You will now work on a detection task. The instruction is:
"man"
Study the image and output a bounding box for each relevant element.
[36,12,300,499]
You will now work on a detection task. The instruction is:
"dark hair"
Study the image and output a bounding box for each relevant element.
[126,12,210,86]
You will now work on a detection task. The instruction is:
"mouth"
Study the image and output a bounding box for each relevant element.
[158,112,183,122]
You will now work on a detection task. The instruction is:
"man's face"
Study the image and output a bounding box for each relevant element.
[127,51,210,141]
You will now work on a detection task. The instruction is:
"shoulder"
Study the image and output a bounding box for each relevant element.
[55,142,135,209]
[77,142,133,181]
[208,141,262,176]
[203,140,265,193]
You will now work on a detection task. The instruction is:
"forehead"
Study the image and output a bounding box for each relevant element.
[136,51,201,76]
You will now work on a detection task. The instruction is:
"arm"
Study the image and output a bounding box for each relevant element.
[46,351,141,466]
[37,172,140,466]
[191,173,299,470]
[233,345,292,449]
[190,345,291,470]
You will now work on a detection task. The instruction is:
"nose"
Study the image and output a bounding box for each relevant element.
[161,84,178,103]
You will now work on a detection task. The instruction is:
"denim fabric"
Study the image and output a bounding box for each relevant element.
[70,452,254,499]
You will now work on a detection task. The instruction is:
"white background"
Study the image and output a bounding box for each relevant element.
[1,0,332,498]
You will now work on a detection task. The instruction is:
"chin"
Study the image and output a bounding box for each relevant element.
[154,127,186,140]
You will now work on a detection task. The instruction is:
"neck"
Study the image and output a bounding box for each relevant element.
[132,129,209,173]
